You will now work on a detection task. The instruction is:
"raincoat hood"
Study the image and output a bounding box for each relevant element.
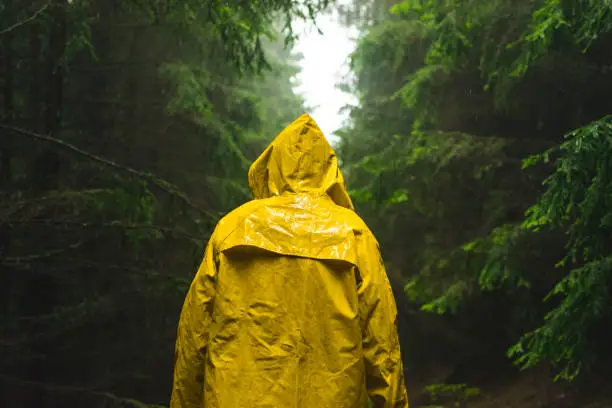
[248,113,354,210]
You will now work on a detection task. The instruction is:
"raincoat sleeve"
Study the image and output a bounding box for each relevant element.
[170,233,218,408]
[358,231,409,408]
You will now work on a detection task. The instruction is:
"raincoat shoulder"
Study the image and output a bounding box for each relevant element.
[211,199,268,248]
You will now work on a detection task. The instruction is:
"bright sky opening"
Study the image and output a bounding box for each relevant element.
[292,10,359,146]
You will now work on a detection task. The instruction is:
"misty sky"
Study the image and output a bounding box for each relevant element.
[292,11,358,145]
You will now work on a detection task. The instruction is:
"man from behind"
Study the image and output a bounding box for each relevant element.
[170,114,409,407]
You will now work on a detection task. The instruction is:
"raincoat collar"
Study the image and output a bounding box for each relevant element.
[247,114,354,210]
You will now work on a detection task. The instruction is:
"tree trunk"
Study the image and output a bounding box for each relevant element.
[26,1,67,406]
[0,0,15,405]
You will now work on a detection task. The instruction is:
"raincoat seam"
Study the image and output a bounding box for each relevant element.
[215,203,268,253]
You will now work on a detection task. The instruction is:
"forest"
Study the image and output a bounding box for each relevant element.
[1,0,612,407]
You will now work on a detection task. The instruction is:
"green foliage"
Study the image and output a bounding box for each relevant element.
[523,116,612,246]
[120,0,332,72]
[508,116,612,380]
[340,0,612,383]
[422,383,482,407]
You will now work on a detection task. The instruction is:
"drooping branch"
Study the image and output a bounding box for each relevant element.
[0,4,49,36]
[0,124,219,220]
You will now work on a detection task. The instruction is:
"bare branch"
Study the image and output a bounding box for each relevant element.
[0,124,219,220]
[67,257,192,284]
[0,189,113,220]
[0,375,167,408]
[0,4,49,36]
[64,97,166,106]
[1,241,83,264]
[5,219,205,242]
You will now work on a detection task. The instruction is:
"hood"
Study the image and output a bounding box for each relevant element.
[248,113,354,210]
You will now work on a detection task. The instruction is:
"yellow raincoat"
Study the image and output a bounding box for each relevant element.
[170,114,409,408]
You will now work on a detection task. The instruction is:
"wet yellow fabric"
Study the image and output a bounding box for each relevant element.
[170,114,409,408]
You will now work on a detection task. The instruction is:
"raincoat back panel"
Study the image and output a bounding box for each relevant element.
[204,246,369,407]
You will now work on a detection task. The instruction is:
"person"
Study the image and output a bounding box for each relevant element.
[170,114,409,408]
